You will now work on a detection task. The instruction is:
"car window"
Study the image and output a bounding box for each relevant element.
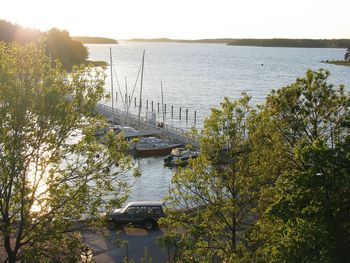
[126,207,136,215]
[148,206,162,215]
[136,206,148,215]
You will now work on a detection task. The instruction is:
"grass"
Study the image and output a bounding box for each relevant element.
[321,60,350,67]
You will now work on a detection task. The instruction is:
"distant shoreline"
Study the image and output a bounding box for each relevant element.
[73,36,118,44]
[126,38,350,48]
[127,38,232,44]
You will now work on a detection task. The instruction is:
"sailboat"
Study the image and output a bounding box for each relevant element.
[109,49,180,156]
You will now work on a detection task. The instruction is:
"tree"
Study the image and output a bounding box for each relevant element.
[345,48,350,61]
[161,69,350,262]
[45,28,88,71]
[160,95,259,262]
[0,20,89,71]
[0,19,41,44]
[0,42,134,262]
[249,69,350,262]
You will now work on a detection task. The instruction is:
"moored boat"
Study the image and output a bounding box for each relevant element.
[164,147,199,166]
[134,139,181,157]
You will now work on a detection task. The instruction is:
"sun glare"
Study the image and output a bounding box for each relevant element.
[1,0,349,39]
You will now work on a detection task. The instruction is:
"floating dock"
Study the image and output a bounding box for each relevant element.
[96,103,200,149]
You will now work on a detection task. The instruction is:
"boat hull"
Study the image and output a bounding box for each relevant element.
[136,144,181,157]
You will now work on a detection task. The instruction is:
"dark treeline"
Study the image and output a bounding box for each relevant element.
[177,38,234,44]
[127,37,350,47]
[72,36,118,44]
[0,19,88,70]
[128,38,175,42]
[227,38,350,48]
[127,38,232,43]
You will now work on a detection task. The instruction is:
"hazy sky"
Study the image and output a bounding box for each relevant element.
[1,0,349,39]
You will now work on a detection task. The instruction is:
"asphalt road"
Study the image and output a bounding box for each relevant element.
[83,227,174,263]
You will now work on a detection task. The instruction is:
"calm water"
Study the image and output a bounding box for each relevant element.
[87,43,350,201]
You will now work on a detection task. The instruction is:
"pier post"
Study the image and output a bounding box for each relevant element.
[179,107,182,119]
[152,101,154,111]
[194,111,197,123]
[157,103,160,114]
[171,106,173,118]
[129,96,131,105]
[186,109,188,122]
[116,92,118,103]
[134,97,136,107]
[146,100,148,110]
[164,104,167,115]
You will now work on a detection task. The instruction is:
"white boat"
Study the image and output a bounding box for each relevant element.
[164,147,198,166]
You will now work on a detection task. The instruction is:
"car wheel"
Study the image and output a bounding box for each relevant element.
[143,220,154,230]
[108,220,117,230]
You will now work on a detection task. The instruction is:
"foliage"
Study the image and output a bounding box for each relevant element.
[85,60,108,67]
[248,69,350,262]
[0,42,135,262]
[0,19,89,71]
[44,28,88,71]
[161,69,350,262]
[160,94,259,262]
[0,19,41,44]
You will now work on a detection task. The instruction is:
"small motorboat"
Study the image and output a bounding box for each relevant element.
[94,124,120,137]
[164,147,199,166]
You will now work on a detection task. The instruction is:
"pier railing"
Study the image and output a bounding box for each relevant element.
[96,103,200,149]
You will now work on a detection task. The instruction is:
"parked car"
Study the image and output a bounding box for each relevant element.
[107,201,165,230]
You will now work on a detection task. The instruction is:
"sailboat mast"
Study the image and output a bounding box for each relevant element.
[138,50,145,127]
[125,76,128,113]
[161,81,165,125]
[109,48,114,113]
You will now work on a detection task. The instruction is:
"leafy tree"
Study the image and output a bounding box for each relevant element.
[0,19,41,44]
[249,69,350,262]
[0,20,89,71]
[0,42,134,262]
[160,94,259,262]
[161,69,350,262]
[45,28,88,71]
[345,48,350,61]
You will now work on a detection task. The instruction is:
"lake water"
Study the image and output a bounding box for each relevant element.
[86,43,350,202]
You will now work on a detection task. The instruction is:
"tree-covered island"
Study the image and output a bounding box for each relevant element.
[72,36,118,44]
[0,19,108,70]
[226,38,350,48]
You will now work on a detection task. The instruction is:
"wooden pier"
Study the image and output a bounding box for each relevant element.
[96,103,200,149]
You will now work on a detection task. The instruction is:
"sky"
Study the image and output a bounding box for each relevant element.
[1,0,349,40]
